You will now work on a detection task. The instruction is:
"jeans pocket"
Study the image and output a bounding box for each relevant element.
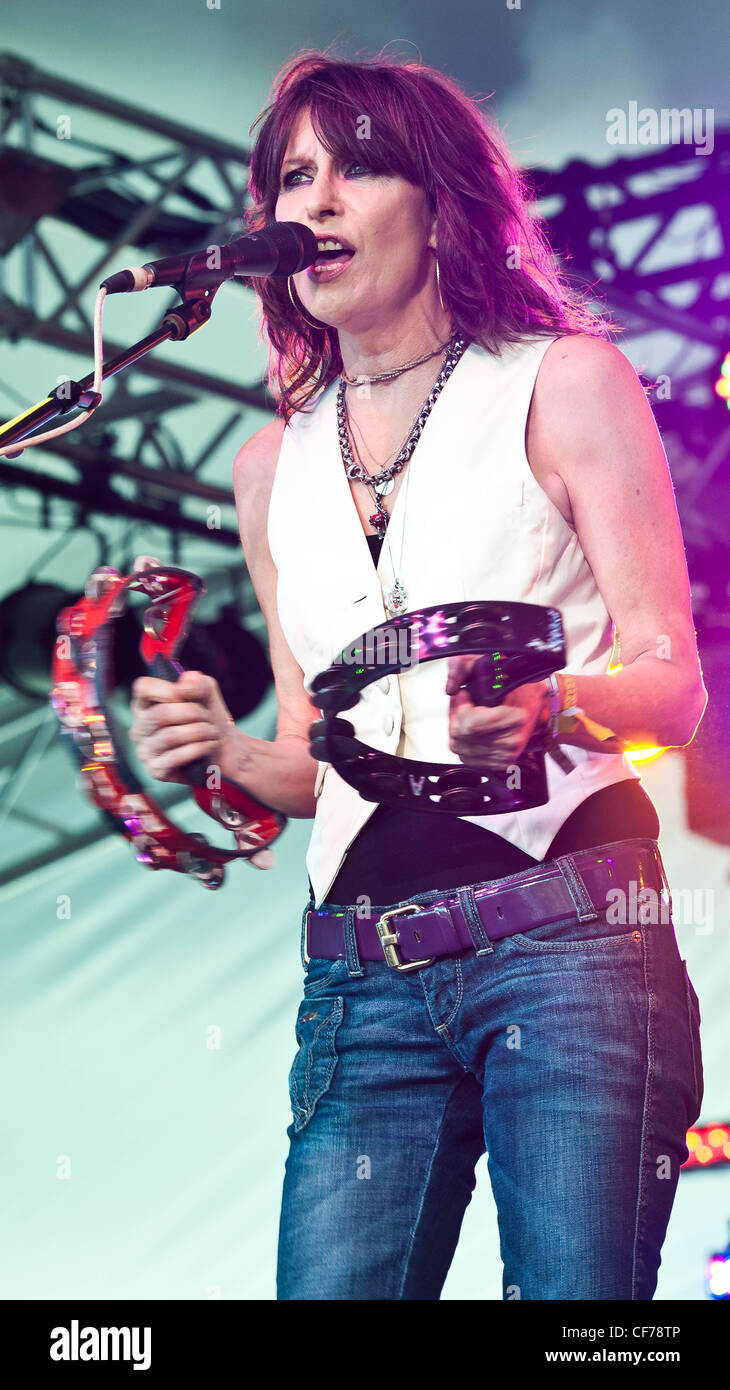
[682,960,704,1122]
[288,995,344,1135]
[506,911,644,954]
[303,955,349,996]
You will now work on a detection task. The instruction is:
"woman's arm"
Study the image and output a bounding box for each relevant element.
[220,418,323,817]
[527,334,707,753]
[447,335,707,768]
[130,419,322,820]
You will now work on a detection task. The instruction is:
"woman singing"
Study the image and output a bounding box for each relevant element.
[130,50,707,1300]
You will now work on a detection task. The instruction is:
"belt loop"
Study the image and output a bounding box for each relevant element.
[554,853,599,922]
[457,885,494,955]
[343,906,365,977]
[300,898,313,968]
[652,842,673,922]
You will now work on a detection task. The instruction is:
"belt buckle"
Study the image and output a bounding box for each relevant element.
[375,904,433,971]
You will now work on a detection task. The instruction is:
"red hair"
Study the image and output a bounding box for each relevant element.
[244,47,612,422]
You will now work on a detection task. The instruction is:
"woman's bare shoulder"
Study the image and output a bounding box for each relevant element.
[535,333,636,393]
[232,417,287,524]
[233,417,287,489]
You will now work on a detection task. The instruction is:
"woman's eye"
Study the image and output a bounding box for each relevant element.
[281,161,370,188]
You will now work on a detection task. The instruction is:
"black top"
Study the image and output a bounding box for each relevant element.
[322,530,660,905]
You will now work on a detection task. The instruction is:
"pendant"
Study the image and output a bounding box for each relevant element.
[386,579,408,616]
[369,509,389,537]
[375,477,394,497]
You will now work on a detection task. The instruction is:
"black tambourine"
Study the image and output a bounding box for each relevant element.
[308,601,567,815]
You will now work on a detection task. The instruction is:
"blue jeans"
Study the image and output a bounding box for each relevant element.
[276,873,704,1300]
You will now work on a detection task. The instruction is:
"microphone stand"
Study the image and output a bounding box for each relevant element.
[0,286,217,454]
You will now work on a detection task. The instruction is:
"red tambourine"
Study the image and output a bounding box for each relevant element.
[50,565,286,889]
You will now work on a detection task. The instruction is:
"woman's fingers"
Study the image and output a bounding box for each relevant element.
[450,700,523,738]
[130,676,179,719]
[130,675,214,733]
[449,698,529,767]
[145,733,219,778]
[134,720,218,753]
[131,673,208,706]
[445,653,479,696]
[129,703,209,737]
[146,740,220,781]
[129,669,233,789]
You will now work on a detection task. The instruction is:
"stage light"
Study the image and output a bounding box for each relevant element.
[0,583,272,721]
[625,747,664,764]
[176,603,272,721]
[714,351,730,408]
[0,583,80,699]
[683,1122,730,1170]
[705,1243,730,1299]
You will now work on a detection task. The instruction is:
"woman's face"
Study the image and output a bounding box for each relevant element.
[274,107,437,335]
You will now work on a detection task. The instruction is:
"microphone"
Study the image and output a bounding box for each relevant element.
[100,221,319,294]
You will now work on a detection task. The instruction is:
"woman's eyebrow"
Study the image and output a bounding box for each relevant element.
[281,154,315,170]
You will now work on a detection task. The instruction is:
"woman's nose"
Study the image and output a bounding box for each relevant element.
[305,171,344,219]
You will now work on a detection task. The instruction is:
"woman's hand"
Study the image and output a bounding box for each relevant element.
[129,554,233,782]
[128,555,274,869]
[129,668,235,784]
[445,655,550,769]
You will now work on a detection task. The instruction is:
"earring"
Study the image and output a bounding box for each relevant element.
[287,275,324,330]
[435,256,447,315]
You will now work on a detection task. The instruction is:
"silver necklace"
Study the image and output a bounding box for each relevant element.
[344,398,425,616]
[380,460,415,617]
[336,333,468,615]
[336,332,466,531]
[340,335,453,386]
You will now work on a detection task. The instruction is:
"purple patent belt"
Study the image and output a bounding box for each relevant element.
[304,837,668,971]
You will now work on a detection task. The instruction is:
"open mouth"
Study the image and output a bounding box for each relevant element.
[307,243,356,279]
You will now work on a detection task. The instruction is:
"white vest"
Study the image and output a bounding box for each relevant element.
[267,336,641,907]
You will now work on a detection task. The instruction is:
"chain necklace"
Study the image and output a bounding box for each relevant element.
[336,332,466,530]
[336,332,468,615]
[339,334,453,386]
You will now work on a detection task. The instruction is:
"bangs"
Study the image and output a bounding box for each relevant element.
[251,65,429,207]
[305,97,416,182]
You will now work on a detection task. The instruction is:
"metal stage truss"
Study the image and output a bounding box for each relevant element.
[0,52,728,879]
